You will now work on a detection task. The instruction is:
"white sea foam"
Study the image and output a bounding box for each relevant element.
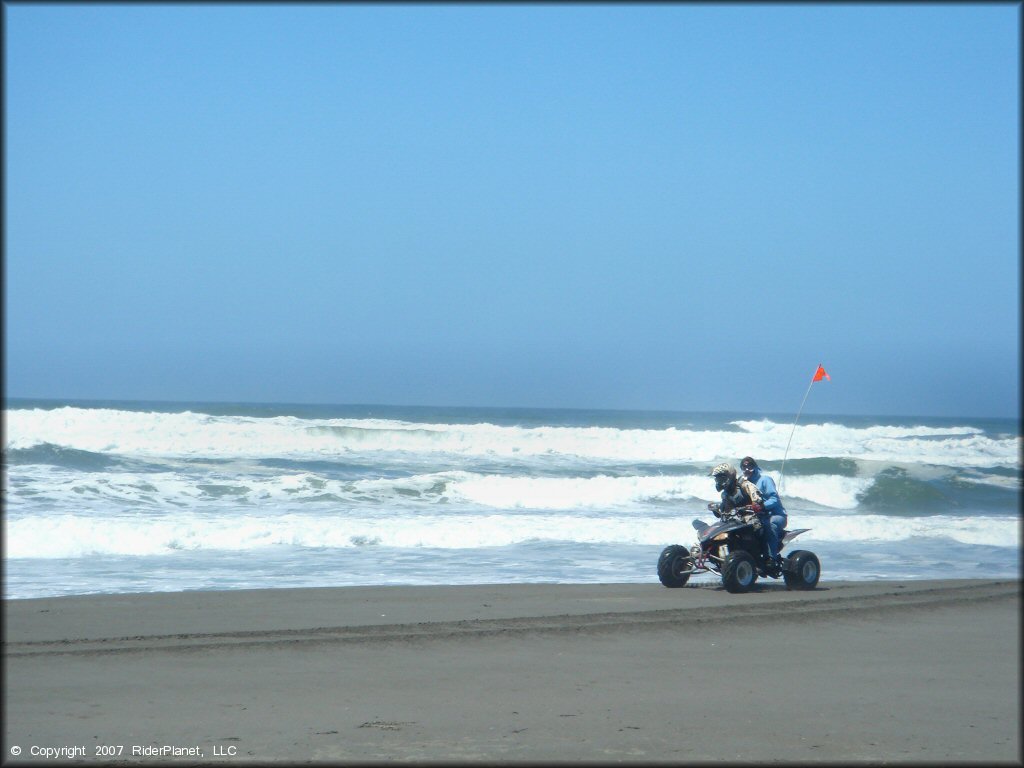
[445,472,875,510]
[732,420,1017,467]
[5,507,1017,560]
[955,472,1022,490]
[733,420,985,438]
[4,404,1019,598]
[796,512,1022,547]
[5,407,1020,467]
[447,474,711,509]
[3,461,874,515]
[770,475,872,509]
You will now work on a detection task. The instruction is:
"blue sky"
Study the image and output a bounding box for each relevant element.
[4,4,1020,418]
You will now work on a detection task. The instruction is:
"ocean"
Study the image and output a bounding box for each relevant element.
[2,399,1020,600]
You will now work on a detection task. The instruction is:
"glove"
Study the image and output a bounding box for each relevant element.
[707,501,722,517]
[751,502,763,513]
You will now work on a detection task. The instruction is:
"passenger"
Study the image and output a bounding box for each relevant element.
[740,456,787,567]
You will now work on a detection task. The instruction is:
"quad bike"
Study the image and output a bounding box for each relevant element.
[658,505,820,593]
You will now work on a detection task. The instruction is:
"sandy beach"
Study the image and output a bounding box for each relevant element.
[3,579,1020,763]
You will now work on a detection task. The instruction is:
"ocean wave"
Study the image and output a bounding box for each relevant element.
[5,443,120,471]
[5,406,1020,468]
[733,420,985,438]
[3,460,883,514]
[8,457,1020,520]
[4,402,1018,598]
[5,508,1017,560]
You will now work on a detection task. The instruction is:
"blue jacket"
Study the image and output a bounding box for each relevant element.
[748,468,786,518]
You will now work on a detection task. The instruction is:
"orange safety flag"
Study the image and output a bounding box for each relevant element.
[812,364,830,382]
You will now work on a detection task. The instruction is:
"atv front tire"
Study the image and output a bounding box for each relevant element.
[783,550,820,590]
[722,551,757,593]
[657,545,693,588]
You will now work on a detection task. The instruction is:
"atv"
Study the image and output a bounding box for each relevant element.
[658,505,820,593]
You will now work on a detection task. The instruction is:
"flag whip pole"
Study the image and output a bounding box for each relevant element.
[779,364,829,492]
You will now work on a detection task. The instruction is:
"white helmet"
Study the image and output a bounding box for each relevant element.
[709,463,736,492]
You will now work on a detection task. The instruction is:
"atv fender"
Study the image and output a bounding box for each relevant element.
[781,528,811,546]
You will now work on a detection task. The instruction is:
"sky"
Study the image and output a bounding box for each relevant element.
[4,3,1020,418]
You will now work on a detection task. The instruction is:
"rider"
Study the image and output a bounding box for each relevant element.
[708,463,762,518]
[740,456,787,567]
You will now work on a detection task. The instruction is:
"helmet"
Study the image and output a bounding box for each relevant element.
[710,463,737,492]
[740,456,758,474]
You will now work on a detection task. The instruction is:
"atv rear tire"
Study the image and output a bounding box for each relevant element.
[657,545,693,588]
[783,550,820,590]
[722,551,757,593]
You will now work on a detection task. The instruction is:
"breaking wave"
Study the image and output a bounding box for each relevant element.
[4,402,1019,596]
[5,507,1017,560]
[5,406,1020,468]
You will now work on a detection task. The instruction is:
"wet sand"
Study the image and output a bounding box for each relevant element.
[3,579,1020,763]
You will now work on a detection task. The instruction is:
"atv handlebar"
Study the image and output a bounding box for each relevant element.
[709,504,762,521]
